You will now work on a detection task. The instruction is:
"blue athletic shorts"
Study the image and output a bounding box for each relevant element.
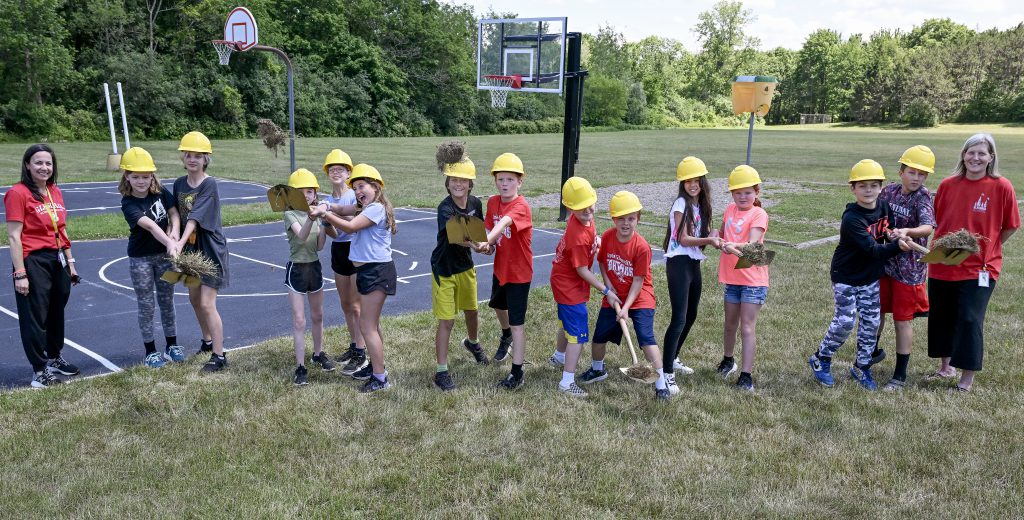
[724,284,768,305]
[592,307,657,347]
[557,303,590,344]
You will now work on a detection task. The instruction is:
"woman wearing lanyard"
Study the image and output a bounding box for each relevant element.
[4,144,81,388]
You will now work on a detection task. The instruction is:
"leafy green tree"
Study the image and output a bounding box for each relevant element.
[690,0,760,102]
[583,74,627,126]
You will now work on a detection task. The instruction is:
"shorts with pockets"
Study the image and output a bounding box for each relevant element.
[592,307,657,347]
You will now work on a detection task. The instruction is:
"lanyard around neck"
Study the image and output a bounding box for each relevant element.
[43,186,64,249]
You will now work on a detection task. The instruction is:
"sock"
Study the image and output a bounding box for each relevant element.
[893,353,910,381]
[144,341,157,355]
[723,355,735,364]
[201,339,213,350]
[373,370,387,382]
[349,342,357,350]
[560,371,575,388]
[592,360,605,371]
[466,337,479,346]
[436,364,448,373]
[552,350,566,363]
[355,345,365,352]
[511,363,523,379]
[740,371,751,379]
[501,328,512,338]
[655,373,667,390]
[165,336,177,348]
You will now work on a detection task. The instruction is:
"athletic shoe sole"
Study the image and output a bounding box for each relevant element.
[579,373,608,385]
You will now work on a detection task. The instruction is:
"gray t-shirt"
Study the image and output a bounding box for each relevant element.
[323,191,357,242]
[349,202,392,263]
[174,175,230,287]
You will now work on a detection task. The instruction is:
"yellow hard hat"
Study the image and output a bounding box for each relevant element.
[898,145,935,174]
[728,165,762,191]
[443,159,476,180]
[491,152,525,176]
[177,131,212,154]
[609,190,643,218]
[323,149,353,174]
[287,168,320,190]
[849,159,885,183]
[348,163,384,188]
[120,147,157,172]
[676,156,708,181]
[561,176,597,211]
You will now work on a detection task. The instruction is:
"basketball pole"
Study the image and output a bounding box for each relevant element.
[559,32,586,222]
[745,112,755,165]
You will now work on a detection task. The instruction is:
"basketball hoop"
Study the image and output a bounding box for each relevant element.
[483,75,522,108]
[212,40,240,66]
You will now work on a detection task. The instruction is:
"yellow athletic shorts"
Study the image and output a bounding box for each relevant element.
[432,269,478,320]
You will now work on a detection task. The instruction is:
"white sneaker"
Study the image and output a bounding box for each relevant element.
[673,358,694,375]
[558,381,587,397]
[665,373,680,395]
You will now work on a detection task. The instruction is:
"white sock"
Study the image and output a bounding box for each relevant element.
[559,371,575,388]
[592,360,605,371]
[655,373,667,390]
[373,370,387,382]
[552,350,566,363]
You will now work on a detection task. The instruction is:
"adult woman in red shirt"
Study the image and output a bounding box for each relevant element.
[927,134,1020,392]
[4,144,81,388]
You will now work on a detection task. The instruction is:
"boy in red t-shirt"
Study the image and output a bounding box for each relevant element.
[547,177,621,397]
[477,153,533,390]
[579,191,670,400]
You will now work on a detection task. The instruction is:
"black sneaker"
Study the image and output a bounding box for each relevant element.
[463,339,490,365]
[30,369,61,389]
[293,365,309,386]
[311,352,336,372]
[335,343,359,363]
[351,362,374,381]
[493,334,512,362]
[201,353,227,373]
[359,376,391,393]
[578,367,608,385]
[496,373,524,391]
[46,355,79,376]
[716,357,737,378]
[869,348,887,367]
[340,350,368,376]
[196,340,214,356]
[433,371,456,391]
[655,387,671,400]
[736,373,755,392]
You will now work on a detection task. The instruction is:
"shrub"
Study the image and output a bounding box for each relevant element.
[903,97,939,127]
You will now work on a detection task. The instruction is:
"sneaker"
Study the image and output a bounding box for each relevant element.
[360,376,391,393]
[340,350,368,376]
[433,371,456,391]
[47,355,80,376]
[870,348,887,367]
[736,373,755,392]
[311,352,336,372]
[882,378,905,392]
[144,351,167,369]
[293,365,309,386]
[808,353,834,388]
[30,369,61,389]
[664,373,680,396]
[496,373,524,391]
[201,353,227,373]
[673,358,695,375]
[850,364,878,391]
[196,340,213,356]
[463,339,490,365]
[351,362,374,381]
[335,343,360,363]
[716,357,737,378]
[655,388,671,400]
[547,354,564,369]
[165,345,186,362]
[558,381,587,397]
[578,367,608,385]
[493,334,512,362]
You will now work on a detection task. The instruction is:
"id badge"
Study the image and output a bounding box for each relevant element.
[978,270,990,288]
[57,250,67,268]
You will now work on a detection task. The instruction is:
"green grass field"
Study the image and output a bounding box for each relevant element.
[1,126,1022,516]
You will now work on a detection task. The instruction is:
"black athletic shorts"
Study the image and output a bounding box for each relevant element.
[330,241,356,276]
[488,274,531,326]
[284,261,324,293]
[356,261,397,296]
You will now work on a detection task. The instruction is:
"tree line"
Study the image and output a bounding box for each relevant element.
[1,0,1021,142]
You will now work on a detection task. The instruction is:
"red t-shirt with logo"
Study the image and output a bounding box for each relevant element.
[550,213,596,304]
[3,183,71,258]
[929,175,1020,281]
[486,194,533,284]
[597,228,655,309]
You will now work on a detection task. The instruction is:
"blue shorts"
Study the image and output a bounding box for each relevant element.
[724,284,768,305]
[557,303,590,344]
[592,307,657,347]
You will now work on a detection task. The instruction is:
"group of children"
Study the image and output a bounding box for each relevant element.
[113,133,943,398]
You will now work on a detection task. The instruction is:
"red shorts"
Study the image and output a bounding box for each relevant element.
[880,276,929,321]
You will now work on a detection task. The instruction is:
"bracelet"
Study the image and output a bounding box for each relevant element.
[601,286,610,295]
[68,258,76,263]
[13,273,27,280]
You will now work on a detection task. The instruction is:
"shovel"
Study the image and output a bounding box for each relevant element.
[266,184,312,212]
[907,240,971,266]
[612,302,660,384]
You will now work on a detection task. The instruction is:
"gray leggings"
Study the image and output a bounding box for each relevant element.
[129,254,176,343]
[816,281,880,366]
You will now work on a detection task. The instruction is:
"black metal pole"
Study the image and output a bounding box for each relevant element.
[254,44,296,173]
[745,112,755,166]
[559,32,584,221]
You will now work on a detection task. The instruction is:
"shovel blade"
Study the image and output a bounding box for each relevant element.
[619,366,659,384]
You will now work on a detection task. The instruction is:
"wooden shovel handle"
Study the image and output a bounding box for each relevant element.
[905,240,930,254]
[612,302,640,364]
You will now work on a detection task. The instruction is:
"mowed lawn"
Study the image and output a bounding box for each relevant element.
[1,126,1022,516]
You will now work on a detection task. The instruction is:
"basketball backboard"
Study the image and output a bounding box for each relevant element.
[224,7,258,51]
[477,17,567,95]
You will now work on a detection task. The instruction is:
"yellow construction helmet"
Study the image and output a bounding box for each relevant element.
[609,190,643,218]
[177,131,212,154]
[491,152,525,176]
[676,156,708,181]
[443,159,476,180]
[323,149,353,174]
[561,176,597,211]
[120,147,157,172]
[348,163,384,188]
[728,165,761,191]
[288,168,320,190]
[849,159,885,183]
[898,145,935,173]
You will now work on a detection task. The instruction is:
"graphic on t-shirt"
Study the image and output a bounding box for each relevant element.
[865,216,890,240]
[605,253,633,284]
[973,193,989,213]
[149,199,167,224]
[727,216,745,235]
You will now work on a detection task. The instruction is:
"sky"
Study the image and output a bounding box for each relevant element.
[445,0,1022,51]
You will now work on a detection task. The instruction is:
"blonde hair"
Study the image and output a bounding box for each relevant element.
[361,180,397,234]
[953,133,1000,179]
[118,171,162,196]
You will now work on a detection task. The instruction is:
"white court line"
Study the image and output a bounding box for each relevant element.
[396,207,438,215]
[67,206,121,212]
[396,252,557,283]
[409,261,418,270]
[0,305,122,373]
[395,216,435,224]
[227,233,286,242]
[392,248,408,256]
[229,252,337,284]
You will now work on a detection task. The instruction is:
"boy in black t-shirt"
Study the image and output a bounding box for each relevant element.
[429,142,490,391]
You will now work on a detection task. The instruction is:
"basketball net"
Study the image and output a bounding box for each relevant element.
[483,76,514,108]
[212,40,238,66]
